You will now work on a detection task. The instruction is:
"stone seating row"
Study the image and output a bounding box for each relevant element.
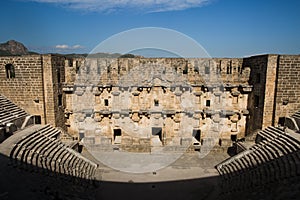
[292,111,300,130]
[10,125,98,180]
[0,95,28,125]
[216,126,300,193]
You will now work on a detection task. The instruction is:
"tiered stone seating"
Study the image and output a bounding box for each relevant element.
[292,111,300,131]
[9,124,98,180]
[216,126,300,194]
[0,94,28,125]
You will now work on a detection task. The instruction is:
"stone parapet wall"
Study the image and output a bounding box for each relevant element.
[64,57,250,86]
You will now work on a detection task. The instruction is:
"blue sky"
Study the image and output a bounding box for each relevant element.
[0,0,299,57]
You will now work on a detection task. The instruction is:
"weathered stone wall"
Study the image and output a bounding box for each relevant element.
[41,55,66,128]
[0,55,46,123]
[63,57,251,151]
[0,55,66,129]
[273,55,300,124]
[64,58,249,86]
[243,55,279,134]
[2,54,299,152]
[262,55,278,128]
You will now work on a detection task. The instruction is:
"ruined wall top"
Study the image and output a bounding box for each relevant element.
[64,57,251,88]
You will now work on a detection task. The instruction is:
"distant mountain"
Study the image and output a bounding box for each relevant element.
[0,40,31,56]
[0,40,141,58]
[70,52,122,58]
[65,53,142,59]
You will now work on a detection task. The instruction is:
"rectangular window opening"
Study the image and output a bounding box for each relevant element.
[104,99,109,106]
[206,100,211,107]
[34,115,42,124]
[183,65,188,74]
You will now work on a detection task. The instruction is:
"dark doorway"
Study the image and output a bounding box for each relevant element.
[278,117,285,127]
[231,134,237,142]
[79,132,85,140]
[104,99,109,106]
[34,115,41,124]
[192,129,201,142]
[206,100,211,107]
[152,127,162,141]
[114,129,122,140]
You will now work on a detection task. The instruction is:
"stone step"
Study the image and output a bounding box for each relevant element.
[266,140,284,157]
[0,115,19,123]
[275,137,295,153]
[259,129,277,141]
[59,151,74,175]
[42,139,62,171]
[265,144,287,178]
[49,143,66,173]
[23,137,51,165]
[0,103,18,109]
[56,150,70,174]
[10,125,51,159]
[11,110,27,116]
[66,154,77,176]
[8,124,97,179]
[238,156,249,170]
[269,127,300,149]
[243,153,256,168]
[226,163,236,177]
